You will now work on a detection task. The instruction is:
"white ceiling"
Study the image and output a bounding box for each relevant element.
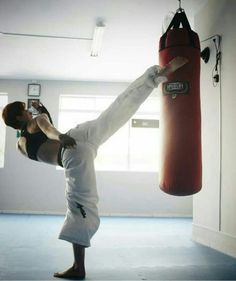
[0,0,208,82]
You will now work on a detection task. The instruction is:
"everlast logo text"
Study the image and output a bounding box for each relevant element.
[163,81,189,95]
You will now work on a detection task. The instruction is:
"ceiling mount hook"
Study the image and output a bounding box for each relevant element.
[177,0,184,12]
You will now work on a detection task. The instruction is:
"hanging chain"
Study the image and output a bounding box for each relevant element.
[177,0,184,12]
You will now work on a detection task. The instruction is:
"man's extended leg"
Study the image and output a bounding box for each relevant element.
[86,57,188,148]
[86,65,165,147]
[54,243,85,279]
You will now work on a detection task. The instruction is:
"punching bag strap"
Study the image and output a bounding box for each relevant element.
[160,10,195,50]
[166,10,191,32]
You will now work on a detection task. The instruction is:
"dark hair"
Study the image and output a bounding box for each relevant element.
[2,101,25,129]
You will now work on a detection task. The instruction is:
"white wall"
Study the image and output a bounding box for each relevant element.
[193,0,236,257]
[0,79,192,217]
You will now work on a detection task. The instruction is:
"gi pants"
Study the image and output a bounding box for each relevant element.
[58,67,165,247]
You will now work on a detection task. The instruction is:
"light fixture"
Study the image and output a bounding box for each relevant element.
[90,24,105,57]
[0,22,106,57]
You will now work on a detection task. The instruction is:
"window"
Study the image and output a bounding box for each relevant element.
[0,93,8,168]
[58,93,161,172]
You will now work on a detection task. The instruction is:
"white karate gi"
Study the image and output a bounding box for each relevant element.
[58,66,167,247]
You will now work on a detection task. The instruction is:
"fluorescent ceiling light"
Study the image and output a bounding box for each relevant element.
[91,25,105,57]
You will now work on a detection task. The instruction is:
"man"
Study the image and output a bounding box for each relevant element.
[2,57,187,279]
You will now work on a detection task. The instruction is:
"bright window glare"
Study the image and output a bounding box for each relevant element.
[58,95,160,172]
[0,94,8,168]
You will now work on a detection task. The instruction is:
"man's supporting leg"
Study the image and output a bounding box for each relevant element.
[54,243,85,279]
[73,244,85,276]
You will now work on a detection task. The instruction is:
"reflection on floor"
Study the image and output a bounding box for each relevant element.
[1,214,236,280]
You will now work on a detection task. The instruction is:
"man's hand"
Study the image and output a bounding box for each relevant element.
[59,134,77,149]
[31,101,45,114]
[31,100,41,109]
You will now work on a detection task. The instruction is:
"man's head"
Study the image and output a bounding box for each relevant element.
[2,101,31,129]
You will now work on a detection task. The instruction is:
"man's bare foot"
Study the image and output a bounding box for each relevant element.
[53,266,85,280]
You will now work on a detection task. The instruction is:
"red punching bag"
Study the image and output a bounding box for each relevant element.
[159,9,202,196]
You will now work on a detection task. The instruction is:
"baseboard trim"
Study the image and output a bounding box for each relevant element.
[192,223,236,258]
[0,210,64,215]
[0,209,192,218]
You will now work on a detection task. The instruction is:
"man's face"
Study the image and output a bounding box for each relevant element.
[17,103,33,122]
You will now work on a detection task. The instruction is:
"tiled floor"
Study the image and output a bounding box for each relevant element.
[0,214,236,280]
